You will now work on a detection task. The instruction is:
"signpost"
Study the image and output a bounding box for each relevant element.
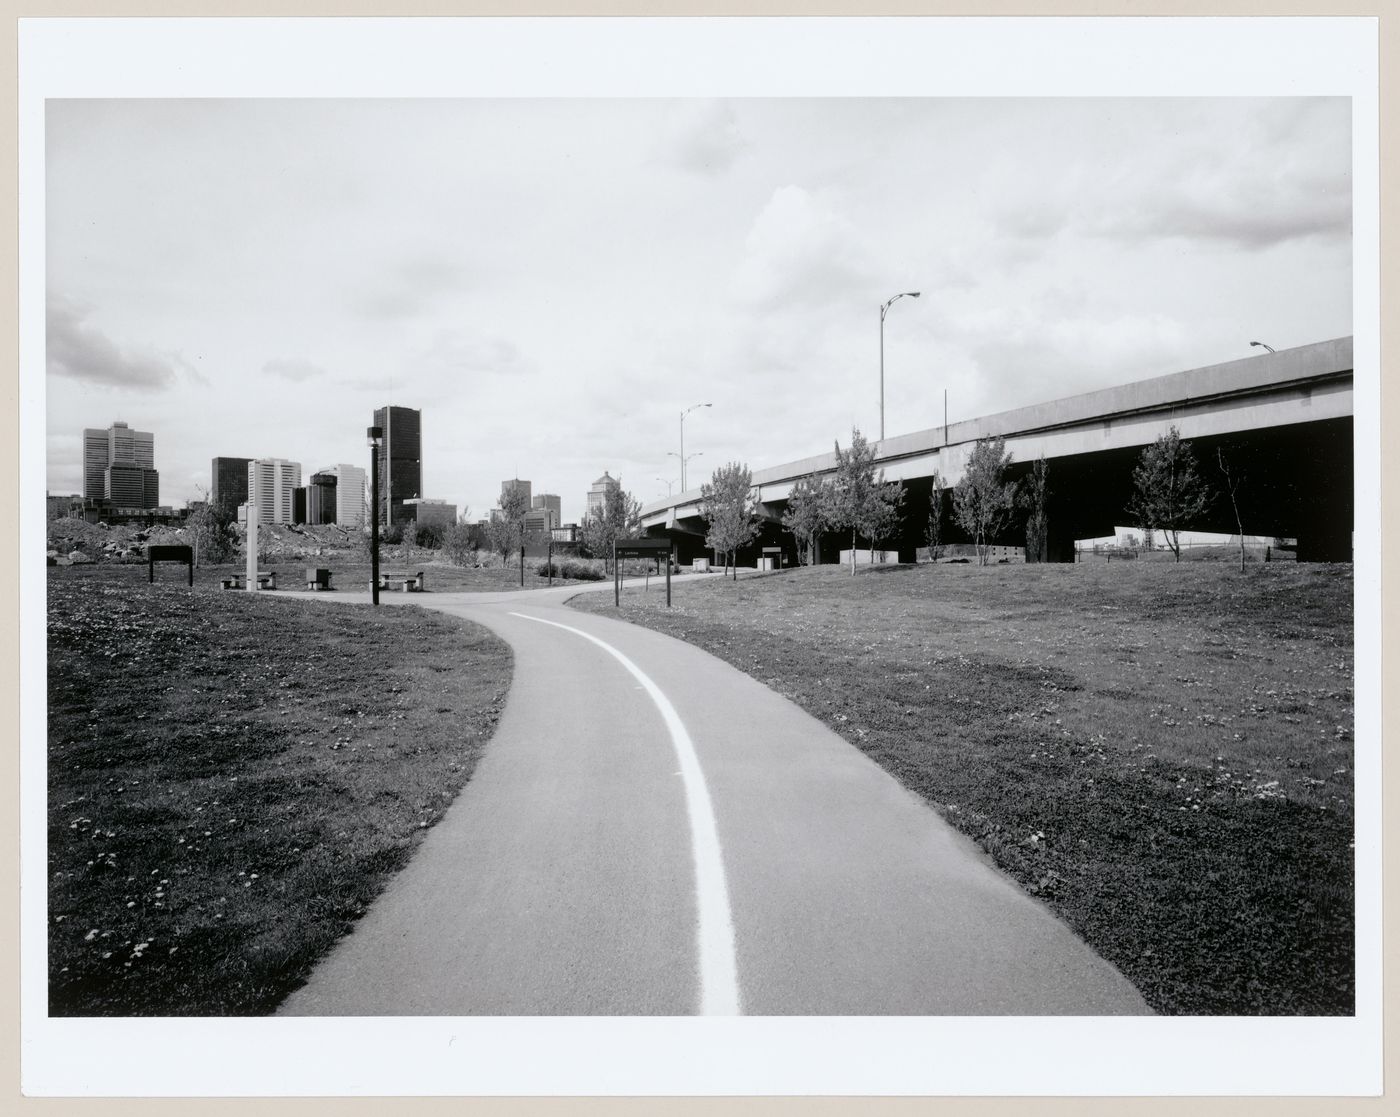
[613,538,675,608]
[246,504,258,592]
[147,544,194,586]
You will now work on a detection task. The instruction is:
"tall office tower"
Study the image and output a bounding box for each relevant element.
[324,463,367,527]
[372,405,422,525]
[307,472,338,525]
[82,430,109,499]
[246,458,302,525]
[211,456,254,512]
[533,493,562,528]
[83,420,158,506]
[501,478,532,505]
[586,472,618,520]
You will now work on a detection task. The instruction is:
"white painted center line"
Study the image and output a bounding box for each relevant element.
[509,611,742,1016]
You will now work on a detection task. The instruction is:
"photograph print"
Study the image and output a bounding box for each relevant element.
[25,15,1379,1100]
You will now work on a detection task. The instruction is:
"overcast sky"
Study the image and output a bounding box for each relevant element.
[45,97,1351,521]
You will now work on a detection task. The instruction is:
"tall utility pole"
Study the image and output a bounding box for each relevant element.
[879,291,920,441]
[679,402,711,491]
[367,425,382,606]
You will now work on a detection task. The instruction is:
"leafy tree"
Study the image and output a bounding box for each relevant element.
[185,485,237,566]
[441,520,482,567]
[414,522,445,549]
[700,462,763,581]
[870,479,906,557]
[781,473,832,566]
[1020,454,1050,563]
[1126,426,1213,562]
[925,471,947,562]
[581,479,643,572]
[829,427,904,575]
[952,436,1017,566]
[488,485,531,564]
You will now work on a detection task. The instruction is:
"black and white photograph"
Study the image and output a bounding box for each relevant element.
[20,14,1383,1099]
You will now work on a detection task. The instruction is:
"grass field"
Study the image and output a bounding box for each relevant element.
[571,560,1355,1016]
[47,565,512,1015]
[71,554,676,594]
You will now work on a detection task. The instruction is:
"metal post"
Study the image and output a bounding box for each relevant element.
[548,538,553,586]
[879,304,885,442]
[666,546,672,608]
[148,554,154,584]
[519,544,525,587]
[613,542,620,607]
[368,434,380,606]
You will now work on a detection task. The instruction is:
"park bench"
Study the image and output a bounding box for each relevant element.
[305,567,334,591]
[379,570,425,592]
[219,571,277,591]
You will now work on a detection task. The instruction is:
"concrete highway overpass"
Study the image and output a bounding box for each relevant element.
[640,336,1353,564]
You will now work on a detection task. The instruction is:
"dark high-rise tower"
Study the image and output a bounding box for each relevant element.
[211,456,253,513]
[372,405,422,525]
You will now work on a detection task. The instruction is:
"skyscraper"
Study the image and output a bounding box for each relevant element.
[211,456,253,513]
[83,421,158,508]
[533,492,562,525]
[306,472,338,525]
[323,463,367,527]
[501,478,532,504]
[372,405,422,525]
[586,472,618,521]
[246,458,302,525]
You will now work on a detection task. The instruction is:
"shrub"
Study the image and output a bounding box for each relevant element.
[535,557,607,581]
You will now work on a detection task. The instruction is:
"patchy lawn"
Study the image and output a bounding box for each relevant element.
[571,561,1355,1016]
[47,566,512,1015]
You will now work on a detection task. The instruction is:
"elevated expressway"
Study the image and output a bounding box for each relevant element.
[640,336,1353,563]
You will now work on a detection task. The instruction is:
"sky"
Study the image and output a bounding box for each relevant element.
[45,96,1351,522]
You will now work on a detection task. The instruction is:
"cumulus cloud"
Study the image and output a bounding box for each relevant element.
[46,293,177,389]
[999,102,1350,252]
[262,357,328,382]
[654,100,746,176]
[730,186,876,310]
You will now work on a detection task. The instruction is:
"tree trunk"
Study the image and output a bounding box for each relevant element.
[850,528,856,575]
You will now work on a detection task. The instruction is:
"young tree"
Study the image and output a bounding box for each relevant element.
[1126,426,1213,562]
[700,461,763,581]
[781,472,832,566]
[952,436,1018,566]
[924,471,947,562]
[869,478,906,558]
[185,485,238,566]
[829,427,904,575]
[1217,448,1248,574]
[441,520,481,567]
[488,485,531,564]
[1020,454,1051,563]
[581,479,643,572]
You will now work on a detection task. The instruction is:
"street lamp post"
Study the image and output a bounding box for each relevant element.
[679,403,711,491]
[668,451,702,489]
[656,477,677,497]
[367,425,382,606]
[1249,340,1276,354]
[879,291,920,442]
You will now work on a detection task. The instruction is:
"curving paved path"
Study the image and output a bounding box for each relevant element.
[277,578,1150,1016]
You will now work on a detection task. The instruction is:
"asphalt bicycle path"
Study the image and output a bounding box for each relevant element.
[277,576,1151,1016]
